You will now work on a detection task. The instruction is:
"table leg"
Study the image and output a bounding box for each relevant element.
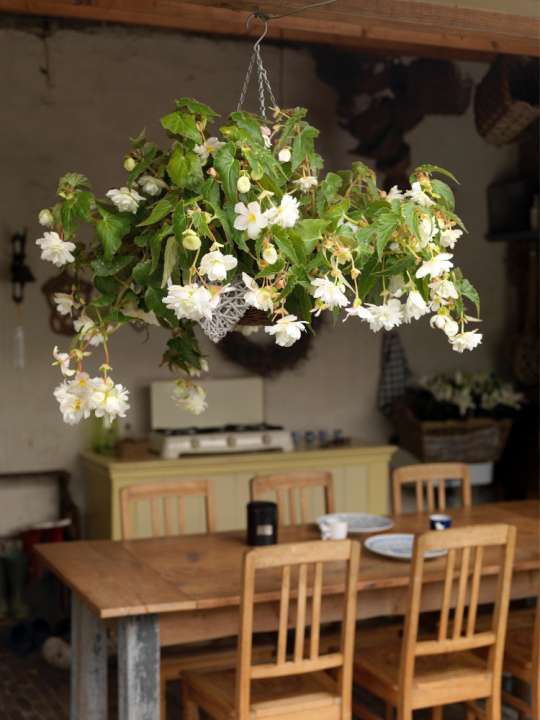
[70,593,108,720]
[118,614,160,720]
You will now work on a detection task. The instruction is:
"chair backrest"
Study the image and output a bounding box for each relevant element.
[532,599,540,719]
[235,539,360,720]
[250,472,335,526]
[392,463,472,514]
[120,479,216,539]
[399,524,516,707]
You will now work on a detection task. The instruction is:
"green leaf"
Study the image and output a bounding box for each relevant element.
[150,223,173,272]
[402,201,420,239]
[57,172,90,196]
[411,164,458,184]
[378,255,416,277]
[160,111,202,143]
[458,278,480,315]
[91,255,134,277]
[161,236,178,288]
[96,207,132,261]
[286,285,312,322]
[214,144,239,203]
[373,211,400,257]
[320,173,342,201]
[357,252,379,299]
[230,112,265,145]
[200,177,220,206]
[167,147,204,189]
[292,219,329,254]
[274,107,307,151]
[273,227,304,265]
[175,97,219,119]
[430,179,455,210]
[291,126,319,171]
[138,195,175,227]
[61,190,94,236]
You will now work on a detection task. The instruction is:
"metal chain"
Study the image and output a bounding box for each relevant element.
[237,38,277,119]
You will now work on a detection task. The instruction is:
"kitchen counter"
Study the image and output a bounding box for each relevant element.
[82,443,396,539]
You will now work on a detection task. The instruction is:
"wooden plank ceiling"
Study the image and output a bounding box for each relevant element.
[1,0,539,58]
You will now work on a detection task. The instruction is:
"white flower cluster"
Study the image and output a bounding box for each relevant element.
[53,366,129,426]
[233,193,300,239]
[173,380,208,415]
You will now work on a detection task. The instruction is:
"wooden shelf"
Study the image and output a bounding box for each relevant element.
[1,1,539,59]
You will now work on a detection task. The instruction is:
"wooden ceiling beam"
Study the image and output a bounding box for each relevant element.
[0,1,538,58]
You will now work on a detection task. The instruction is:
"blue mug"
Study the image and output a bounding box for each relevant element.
[430,514,452,531]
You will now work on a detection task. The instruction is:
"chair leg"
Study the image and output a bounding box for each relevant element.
[484,694,501,720]
[385,703,394,720]
[182,684,200,720]
[432,707,443,720]
[160,674,167,720]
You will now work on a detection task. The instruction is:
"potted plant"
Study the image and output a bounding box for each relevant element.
[36,99,482,425]
[394,371,523,463]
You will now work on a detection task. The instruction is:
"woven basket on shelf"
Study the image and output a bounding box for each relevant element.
[394,405,513,464]
[474,56,539,146]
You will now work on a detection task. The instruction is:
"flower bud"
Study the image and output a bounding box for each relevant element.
[123,156,136,172]
[262,244,278,265]
[182,230,201,251]
[38,209,54,228]
[237,175,251,193]
[278,147,291,163]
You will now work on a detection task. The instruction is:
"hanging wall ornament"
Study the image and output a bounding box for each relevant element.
[198,279,249,343]
[41,270,92,336]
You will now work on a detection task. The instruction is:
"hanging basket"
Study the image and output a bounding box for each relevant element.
[236,308,270,326]
[474,56,540,146]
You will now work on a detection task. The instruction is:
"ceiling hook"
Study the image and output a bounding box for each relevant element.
[246,11,269,49]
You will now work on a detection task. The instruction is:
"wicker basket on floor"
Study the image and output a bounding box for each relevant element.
[394,405,513,463]
[475,56,539,146]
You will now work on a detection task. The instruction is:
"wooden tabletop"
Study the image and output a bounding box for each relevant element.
[36,501,539,620]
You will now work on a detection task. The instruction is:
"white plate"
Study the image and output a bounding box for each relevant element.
[364,533,447,561]
[317,513,394,534]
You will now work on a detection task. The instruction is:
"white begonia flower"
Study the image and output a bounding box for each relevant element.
[138,175,166,196]
[294,176,318,192]
[358,299,403,332]
[193,137,225,164]
[163,283,220,322]
[415,253,454,279]
[36,232,76,268]
[242,273,274,312]
[89,376,130,423]
[173,382,208,415]
[386,186,404,202]
[237,175,251,193]
[233,201,268,240]
[388,275,405,298]
[453,388,474,416]
[53,293,75,316]
[199,250,238,282]
[54,372,92,425]
[278,147,292,163]
[310,277,349,311]
[405,181,435,207]
[265,315,307,348]
[262,243,278,265]
[260,126,272,148]
[450,330,483,353]
[440,227,463,249]
[404,290,429,321]
[418,216,436,247]
[106,187,144,214]
[429,277,459,305]
[187,358,209,378]
[430,314,459,337]
[265,194,300,229]
[73,314,108,347]
[38,209,54,227]
[52,346,75,377]
[344,303,374,322]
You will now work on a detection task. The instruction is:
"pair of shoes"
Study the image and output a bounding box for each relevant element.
[7,617,52,656]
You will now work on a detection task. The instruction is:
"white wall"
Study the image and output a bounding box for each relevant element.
[0,24,516,510]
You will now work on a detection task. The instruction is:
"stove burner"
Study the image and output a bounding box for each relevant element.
[154,423,284,435]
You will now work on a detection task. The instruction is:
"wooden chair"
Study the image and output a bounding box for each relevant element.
[392,463,472,515]
[353,523,516,720]
[250,471,335,526]
[498,600,539,720]
[119,479,273,717]
[182,539,361,719]
[120,478,216,539]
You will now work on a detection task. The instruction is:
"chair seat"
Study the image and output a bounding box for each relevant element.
[355,640,493,709]
[184,667,342,719]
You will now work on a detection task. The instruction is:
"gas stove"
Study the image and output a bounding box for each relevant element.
[149,423,293,459]
[148,379,293,459]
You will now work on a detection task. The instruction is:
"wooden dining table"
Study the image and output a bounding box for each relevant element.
[36,499,539,720]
